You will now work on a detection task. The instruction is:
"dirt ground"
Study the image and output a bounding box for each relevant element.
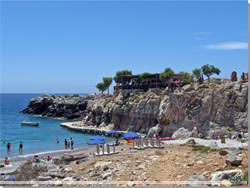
[66,144,248,186]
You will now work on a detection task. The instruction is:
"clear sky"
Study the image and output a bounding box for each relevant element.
[1,0,248,93]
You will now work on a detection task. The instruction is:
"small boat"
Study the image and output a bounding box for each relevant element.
[21,121,39,127]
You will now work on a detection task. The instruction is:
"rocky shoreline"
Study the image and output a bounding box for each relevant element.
[22,79,248,138]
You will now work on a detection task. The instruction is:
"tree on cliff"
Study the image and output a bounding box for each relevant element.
[139,72,151,84]
[103,77,113,94]
[178,72,194,84]
[96,82,106,94]
[192,68,202,80]
[201,64,221,81]
[192,68,204,83]
[160,67,174,81]
[114,70,133,84]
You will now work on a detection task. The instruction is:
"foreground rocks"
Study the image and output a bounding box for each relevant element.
[210,169,243,186]
[22,79,248,137]
[172,128,192,139]
[187,173,210,186]
[0,144,248,186]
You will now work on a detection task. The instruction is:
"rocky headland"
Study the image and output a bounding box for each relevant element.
[22,79,248,137]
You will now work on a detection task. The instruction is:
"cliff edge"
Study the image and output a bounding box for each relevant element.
[22,79,248,137]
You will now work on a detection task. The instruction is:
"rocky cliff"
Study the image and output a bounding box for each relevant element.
[22,79,248,137]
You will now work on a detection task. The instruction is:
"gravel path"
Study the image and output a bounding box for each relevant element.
[163,138,248,149]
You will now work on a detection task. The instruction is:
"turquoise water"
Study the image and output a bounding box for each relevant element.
[0,93,114,159]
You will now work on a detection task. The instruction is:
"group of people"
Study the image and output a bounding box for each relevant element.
[4,137,75,155]
[5,141,23,155]
[31,155,53,163]
[64,138,74,150]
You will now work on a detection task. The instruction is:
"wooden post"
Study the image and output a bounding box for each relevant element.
[102,144,105,154]
[107,144,110,154]
[221,136,226,144]
[96,144,99,155]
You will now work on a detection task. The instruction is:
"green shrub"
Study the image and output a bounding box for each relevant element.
[114,70,133,83]
[215,168,224,172]
[244,171,248,184]
[192,146,211,153]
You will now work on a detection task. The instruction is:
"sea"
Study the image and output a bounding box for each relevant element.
[0,93,114,159]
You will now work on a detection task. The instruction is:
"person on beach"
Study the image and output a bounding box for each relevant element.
[7,142,10,153]
[115,139,120,146]
[237,132,242,141]
[32,155,40,163]
[70,138,74,150]
[64,139,68,149]
[56,138,59,144]
[19,141,23,154]
[67,139,71,149]
[47,155,52,161]
[4,157,10,165]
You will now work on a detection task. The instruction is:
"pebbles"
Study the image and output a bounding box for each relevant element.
[163,138,248,149]
[197,160,204,165]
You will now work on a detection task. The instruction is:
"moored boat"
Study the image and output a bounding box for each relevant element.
[21,121,39,127]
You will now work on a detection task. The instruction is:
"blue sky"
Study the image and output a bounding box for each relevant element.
[1,0,248,93]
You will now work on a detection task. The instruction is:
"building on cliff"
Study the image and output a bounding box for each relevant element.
[114,73,188,94]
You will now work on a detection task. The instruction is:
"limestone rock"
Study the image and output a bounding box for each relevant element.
[63,177,73,181]
[102,172,112,179]
[183,84,194,92]
[225,153,242,167]
[187,173,210,186]
[185,138,196,146]
[22,80,248,137]
[37,176,52,181]
[211,169,243,186]
[95,162,112,171]
[172,128,192,139]
[197,160,204,165]
[219,149,228,156]
[220,179,232,187]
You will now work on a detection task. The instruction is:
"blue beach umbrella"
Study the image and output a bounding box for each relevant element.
[87,140,105,145]
[5,176,16,181]
[106,130,118,135]
[90,136,106,141]
[122,132,139,139]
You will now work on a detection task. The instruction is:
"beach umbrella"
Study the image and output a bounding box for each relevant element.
[106,130,118,135]
[87,140,105,145]
[90,136,106,141]
[122,132,139,139]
